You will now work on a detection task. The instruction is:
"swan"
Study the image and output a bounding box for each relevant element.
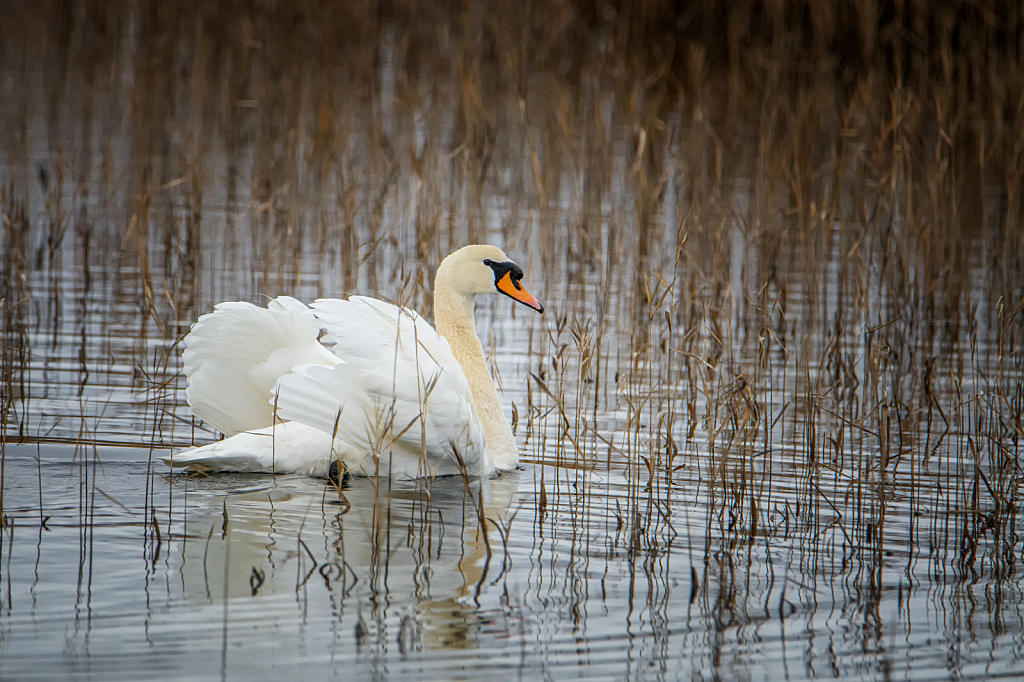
[163,245,544,479]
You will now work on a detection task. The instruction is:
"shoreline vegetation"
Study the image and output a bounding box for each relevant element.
[0,2,1021,676]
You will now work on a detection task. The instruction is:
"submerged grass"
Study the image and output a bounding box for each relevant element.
[0,0,1023,669]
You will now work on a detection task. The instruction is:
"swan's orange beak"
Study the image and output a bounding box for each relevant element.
[497,271,544,313]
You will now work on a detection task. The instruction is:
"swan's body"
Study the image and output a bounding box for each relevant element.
[164,245,543,479]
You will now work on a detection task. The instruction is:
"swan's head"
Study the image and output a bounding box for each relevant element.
[436,245,544,313]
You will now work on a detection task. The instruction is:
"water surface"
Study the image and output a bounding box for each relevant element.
[2,3,1023,680]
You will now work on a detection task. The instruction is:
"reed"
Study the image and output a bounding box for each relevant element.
[0,0,1022,661]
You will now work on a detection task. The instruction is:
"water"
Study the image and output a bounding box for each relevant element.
[2,4,1023,680]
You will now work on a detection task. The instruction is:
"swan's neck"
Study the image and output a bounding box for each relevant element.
[433,287,519,471]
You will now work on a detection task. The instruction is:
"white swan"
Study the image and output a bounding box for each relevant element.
[163,245,543,479]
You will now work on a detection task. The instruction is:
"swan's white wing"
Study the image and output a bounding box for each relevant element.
[273,297,492,476]
[182,296,339,436]
[314,297,483,456]
[270,361,374,455]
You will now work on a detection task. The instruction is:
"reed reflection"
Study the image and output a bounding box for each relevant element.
[1,1,1022,678]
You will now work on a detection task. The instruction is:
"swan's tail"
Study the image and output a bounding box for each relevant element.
[182,296,339,436]
[161,422,346,477]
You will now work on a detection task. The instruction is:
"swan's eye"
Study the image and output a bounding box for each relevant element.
[483,258,493,266]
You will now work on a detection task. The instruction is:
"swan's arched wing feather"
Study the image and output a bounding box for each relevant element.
[275,361,489,476]
[272,362,374,456]
[312,297,461,402]
[182,296,338,436]
[281,297,491,470]
[184,361,276,438]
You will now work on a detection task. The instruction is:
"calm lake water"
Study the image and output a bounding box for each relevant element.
[2,4,1023,680]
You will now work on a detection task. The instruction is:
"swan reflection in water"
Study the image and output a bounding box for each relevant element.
[171,470,521,652]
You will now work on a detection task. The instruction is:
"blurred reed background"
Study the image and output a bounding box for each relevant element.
[0,1,1022,676]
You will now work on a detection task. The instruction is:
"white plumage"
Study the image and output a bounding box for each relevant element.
[181,296,339,437]
[165,245,544,480]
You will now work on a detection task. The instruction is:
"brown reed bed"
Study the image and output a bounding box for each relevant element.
[0,0,1021,641]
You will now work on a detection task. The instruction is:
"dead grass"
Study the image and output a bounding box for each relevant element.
[0,0,1021,622]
